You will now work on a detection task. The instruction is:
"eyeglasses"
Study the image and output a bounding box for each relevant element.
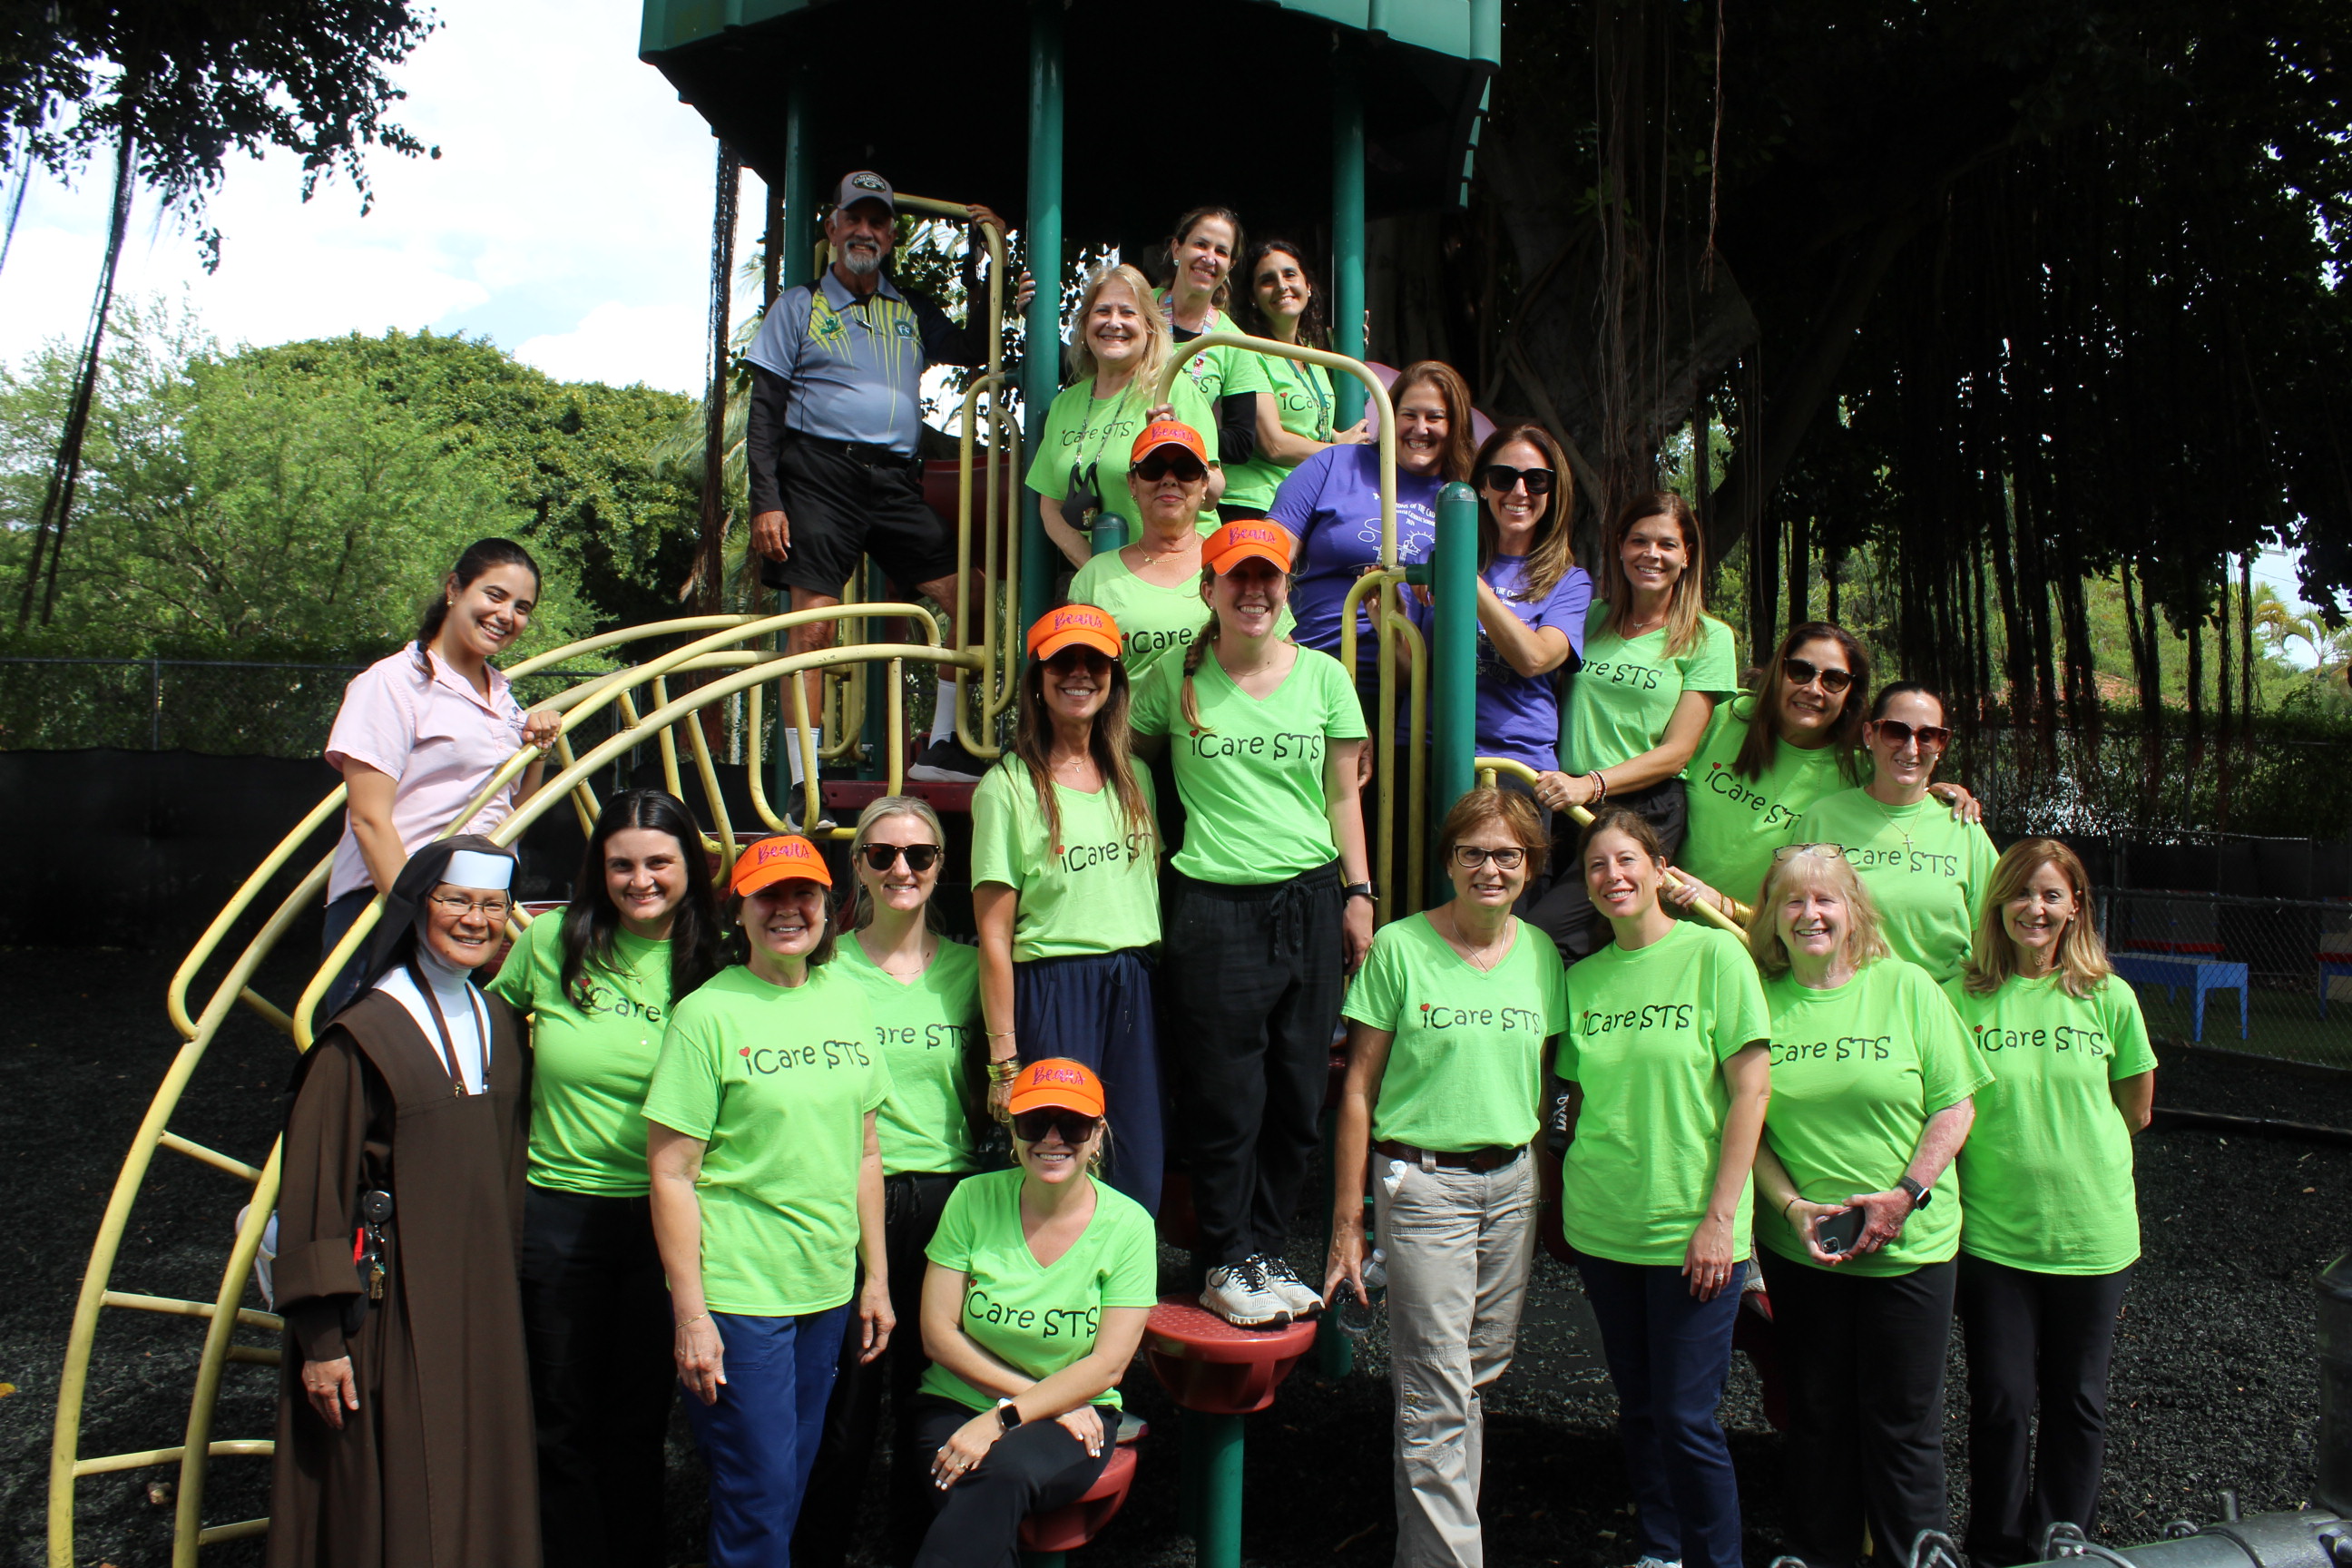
[1772,842,1847,862]
[1135,453,1207,484]
[1478,464,1556,496]
[1872,719,1952,751]
[428,893,512,921]
[1450,845,1528,871]
[1012,1109,1102,1145]
[859,843,942,873]
[1781,656,1854,694]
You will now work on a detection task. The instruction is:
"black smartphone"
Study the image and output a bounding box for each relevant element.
[1813,1206,1865,1256]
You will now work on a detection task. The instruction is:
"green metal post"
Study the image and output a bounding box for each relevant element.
[774,61,818,808]
[1019,1554,1066,1568]
[1186,1409,1245,1568]
[1091,511,1127,554]
[1020,0,1065,635]
[1331,41,1367,429]
[1432,481,1478,890]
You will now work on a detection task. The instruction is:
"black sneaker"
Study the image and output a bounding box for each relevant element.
[908,735,985,783]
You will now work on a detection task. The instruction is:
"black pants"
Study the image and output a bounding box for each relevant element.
[793,1171,966,1568]
[1759,1251,1957,1568]
[1161,863,1346,1268]
[1524,777,1688,963]
[518,1183,675,1568]
[908,1396,1113,1568]
[1957,1254,2134,1565]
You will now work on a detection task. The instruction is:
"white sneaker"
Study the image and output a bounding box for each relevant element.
[1632,1556,1682,1568]
[1256,1253,1324,1318]
[1200,1259,1290,1328]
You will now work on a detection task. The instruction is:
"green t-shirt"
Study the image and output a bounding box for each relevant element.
[1562,604,1740,774]
[1678,696,1858,911]
[486,910,673,1197]
[970,760,1161,961]
[834,936,982,1178]
[1945,974,2156,1274]
[1340,912,1565,1152]
[1024,372,1220,544]
[1067,550,1296,681]
[1130,644,1368,884]
[1791,789,2000,983]
[1755,960,1993,1276]
[917,1166,1160,1412]
[640,964,892,1316]
[1223,352,1336,512]
[1557,924,1773,1266]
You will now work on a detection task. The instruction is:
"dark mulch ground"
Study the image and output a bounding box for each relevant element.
[2,946,2344,1568]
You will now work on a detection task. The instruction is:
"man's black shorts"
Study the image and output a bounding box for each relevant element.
[760,436,962,597]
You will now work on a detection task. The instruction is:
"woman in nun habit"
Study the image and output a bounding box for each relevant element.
[267,833,541,1568]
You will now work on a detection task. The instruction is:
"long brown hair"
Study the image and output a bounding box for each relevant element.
[1004,652,1152,856]
[414,537,539,679]
[1390,360,1479,484]
[1161,205,1246,314]
[1733,621,1872,784]
[1962,838,2115,999]
[1241,240,1328,348]
[1600,490,1712,658]
[1470,421,1576,601]
[559,789,723,1010]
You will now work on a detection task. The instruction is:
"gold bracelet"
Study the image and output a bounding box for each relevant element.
[985,1059,1023,1083]
[677,1311,708,1329]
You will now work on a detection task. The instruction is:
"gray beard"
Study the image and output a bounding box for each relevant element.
[839,246,883,277]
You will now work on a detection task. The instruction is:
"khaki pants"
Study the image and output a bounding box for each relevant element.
[1374,1150,1537,1568]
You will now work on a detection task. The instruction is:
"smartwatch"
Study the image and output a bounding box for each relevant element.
[1896,1175,1933,1210]
[1342,882,1378,904]
[995,1396,1024,1433]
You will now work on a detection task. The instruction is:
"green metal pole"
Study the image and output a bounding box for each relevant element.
[1190,1409,1245,1568]
[1331,40,1367,429]
[1433,481,1478,893]
[775,61,818,808]
[1020,0,1065,634]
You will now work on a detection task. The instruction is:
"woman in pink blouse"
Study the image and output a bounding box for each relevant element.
[320,538,563,1011]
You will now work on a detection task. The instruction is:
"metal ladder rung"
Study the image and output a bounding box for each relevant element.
[240,985,293,1034]
[156,1131,263,1183]
[74,1439,273,1477]
[198,1516,271,1544]
[102,1290,280,1332]
[225,1344,281,1367]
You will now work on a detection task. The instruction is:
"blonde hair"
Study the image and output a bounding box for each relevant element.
[1749,844,1893,979]
[847,796,946,933]
[1066,262,1171,392]
[1602,490,1713,659]
[1962,838,2114,999]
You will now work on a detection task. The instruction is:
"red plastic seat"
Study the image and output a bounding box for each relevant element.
[1018,1442,1138,1552]
[1142,1296,1319,1415]
[919,457,1022,562]
[1322,1041,1350,1111]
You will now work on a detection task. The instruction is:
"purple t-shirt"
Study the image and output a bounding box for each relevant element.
[1412,555,1594,772]
[1267,446,1440,669]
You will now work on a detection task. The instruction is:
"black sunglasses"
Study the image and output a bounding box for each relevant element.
[1135,453,1207,484]
[1045,644,1114,674]
[1872,719,1952,751]
[1012,1109,1102,1144]
[859,843,942,873]
[1782,656,1855,694]
[1478,463,1556,496]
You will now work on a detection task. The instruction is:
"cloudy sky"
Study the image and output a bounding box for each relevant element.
[0,0,751,393]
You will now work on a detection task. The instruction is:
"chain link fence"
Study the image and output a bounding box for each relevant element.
[2102,887,2352,1069]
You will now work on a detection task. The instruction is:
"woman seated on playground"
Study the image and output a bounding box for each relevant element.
[797,796,986,1568]
[1664,623,1979,925]
[1789,681,1999,983]
[973,605,1166,1214]
[1221,239,1367,514]
[1946,839,2155,1567]
[912,1059,1156,1568]
[270,836,539,1568]
[321,537,562,1014]
[1748,843,1989,1568]
[1557,808,1772,1568]
[1327,787,1563,1563]
[1026,260,1221,570]
[484,789,723,1568]
[643,835,894,1568]
[1154,205,1273,521]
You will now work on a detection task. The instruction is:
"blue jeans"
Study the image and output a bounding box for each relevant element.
[681,1304,851,1568]
[1014,949,1162,1214]
[1574,1252,1747,1568]
[318,887,376,1019]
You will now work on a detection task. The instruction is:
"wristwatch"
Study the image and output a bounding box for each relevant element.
[995,1396,1024,1433]
[1896,1175,1933,1210]
[1342,882,1378,904]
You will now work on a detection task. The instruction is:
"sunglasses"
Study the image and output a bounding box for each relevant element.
[1478,464,1556,496]
[859,843,942,873]
[1135,453,1207,484]
[1781,656,1855,694]
[1872,719,1952,752]
[1045,645,1114,674]
[1012,1109,1102,1144]
[1450,845,1527,871]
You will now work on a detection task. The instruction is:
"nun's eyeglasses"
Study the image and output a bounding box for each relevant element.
[428,893,512,921]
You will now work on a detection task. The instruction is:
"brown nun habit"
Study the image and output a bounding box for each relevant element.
[266,835,540,1568]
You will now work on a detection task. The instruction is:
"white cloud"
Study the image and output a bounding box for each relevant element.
[516,299,709,393]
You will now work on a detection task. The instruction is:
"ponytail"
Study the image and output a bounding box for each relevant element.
[1179,567,1222,735]
[414,537,543,679]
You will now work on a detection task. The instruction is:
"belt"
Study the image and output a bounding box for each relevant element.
[1375,1139,1525,1172]
[787,431,920,469]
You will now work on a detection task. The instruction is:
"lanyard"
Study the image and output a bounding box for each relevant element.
[1293,358,1334,442]
[406,960,489,1097]
[1077,378,1142,516]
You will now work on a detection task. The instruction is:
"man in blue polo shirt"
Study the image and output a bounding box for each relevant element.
[746,170,1033,793]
